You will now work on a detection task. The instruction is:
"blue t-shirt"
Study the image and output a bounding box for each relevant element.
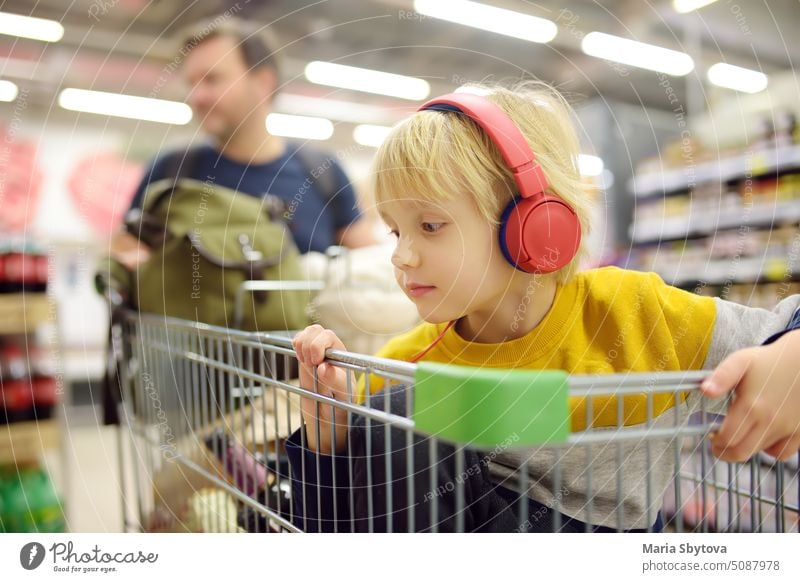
[129,144,361,254]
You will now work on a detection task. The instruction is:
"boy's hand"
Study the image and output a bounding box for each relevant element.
[292,325,351,455]
[701,330,800,462]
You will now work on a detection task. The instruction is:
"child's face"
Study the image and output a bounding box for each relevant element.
[380,193,518,325]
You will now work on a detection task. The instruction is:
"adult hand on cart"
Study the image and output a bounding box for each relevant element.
[701,329,800,463]
[110,231,152,270]
[293,325,352,455]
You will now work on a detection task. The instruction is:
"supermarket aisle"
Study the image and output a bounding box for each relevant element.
[44,407,130,533]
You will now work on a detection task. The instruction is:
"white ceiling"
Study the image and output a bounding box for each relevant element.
[1,0,798,148]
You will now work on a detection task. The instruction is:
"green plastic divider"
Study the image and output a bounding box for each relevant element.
[412,362,570,447]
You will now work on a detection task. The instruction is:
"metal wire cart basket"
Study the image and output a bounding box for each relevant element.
[113,312,799,534]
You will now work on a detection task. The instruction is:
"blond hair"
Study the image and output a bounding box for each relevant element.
[372,81,594,284]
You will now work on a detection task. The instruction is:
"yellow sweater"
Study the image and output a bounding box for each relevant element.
[359,267,717,431]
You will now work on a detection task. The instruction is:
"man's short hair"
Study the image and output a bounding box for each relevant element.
[179,16,280,79]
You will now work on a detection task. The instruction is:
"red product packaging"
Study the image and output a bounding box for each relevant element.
[35,254,49,291]
[3,252,38,292]
[32,376,58,407]
[0,252,6,293]
[1,379,34,423]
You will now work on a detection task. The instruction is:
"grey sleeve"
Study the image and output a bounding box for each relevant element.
[702,295,800,370]
[685,294,800,416]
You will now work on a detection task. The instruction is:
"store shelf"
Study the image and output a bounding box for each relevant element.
[0,420,60,466]
[651,256,792,288]
[630,200,800,244]
[629,144,800,198]
[0,293,54,335]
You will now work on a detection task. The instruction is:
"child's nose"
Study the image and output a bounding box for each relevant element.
[391,238,419,269]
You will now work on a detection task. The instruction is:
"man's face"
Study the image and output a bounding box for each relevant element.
[182,35,270,140]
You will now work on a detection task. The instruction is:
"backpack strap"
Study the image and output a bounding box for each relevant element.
[293,146,339,202]
[126,146,205,245]
[167,145,204,181]
[143,145,205,214]
[154,145,339,207]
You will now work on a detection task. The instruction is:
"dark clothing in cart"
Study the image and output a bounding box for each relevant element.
[285,385,663,533]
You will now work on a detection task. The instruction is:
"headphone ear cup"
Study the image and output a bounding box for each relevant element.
[499,196,581,274]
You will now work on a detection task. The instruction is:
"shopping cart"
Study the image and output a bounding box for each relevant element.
[113,311,799,533]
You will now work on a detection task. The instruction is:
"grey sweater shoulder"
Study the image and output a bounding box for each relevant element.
[703,294,800,369]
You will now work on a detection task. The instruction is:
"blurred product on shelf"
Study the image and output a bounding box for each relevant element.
[757,111,798,150]
[0,339,58,424]
[0,129,43,234]
[631,223,800,294]
[632,172,800,244]
[0,464,65,533]
[0,379,33,424]
[0,342,52,378]
[629,118,800,306]
[0,380,57,424]
[776,112,798,148]
[0,247,48,294]
[0,237,64,529]
[635,108,800,178]
[67,152,142,237]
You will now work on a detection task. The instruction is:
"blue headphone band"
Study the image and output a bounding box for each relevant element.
[420,103,464,114]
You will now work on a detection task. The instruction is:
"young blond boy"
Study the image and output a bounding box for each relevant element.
[288,83,800,532]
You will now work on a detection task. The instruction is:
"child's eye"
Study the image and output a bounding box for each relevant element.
[421,222,443,234]
[387,228,399,238]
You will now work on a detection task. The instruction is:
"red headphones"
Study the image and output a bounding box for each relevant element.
[418,93,582,274]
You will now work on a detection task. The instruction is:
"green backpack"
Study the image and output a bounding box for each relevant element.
[123,177,310,331]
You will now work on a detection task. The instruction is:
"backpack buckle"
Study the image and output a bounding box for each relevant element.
[238,234,267,304]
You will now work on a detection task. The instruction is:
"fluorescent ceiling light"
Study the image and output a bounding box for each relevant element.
[58,88,192,125]
[266,113,334,141]
[0,79,19,102]
[414,0,556,43]
[673,0,719,13]
[578,154,604,177]
[275,94,399,125]
[581,32,694,76]
[353,124,393,148]
[707,62,768,93]
[305,61,430,101]
[0,11,64,42]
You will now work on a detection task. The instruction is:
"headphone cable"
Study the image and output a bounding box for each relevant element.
[409,320,457,363]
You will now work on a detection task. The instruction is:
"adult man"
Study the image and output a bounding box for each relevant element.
[111,18,374,268]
